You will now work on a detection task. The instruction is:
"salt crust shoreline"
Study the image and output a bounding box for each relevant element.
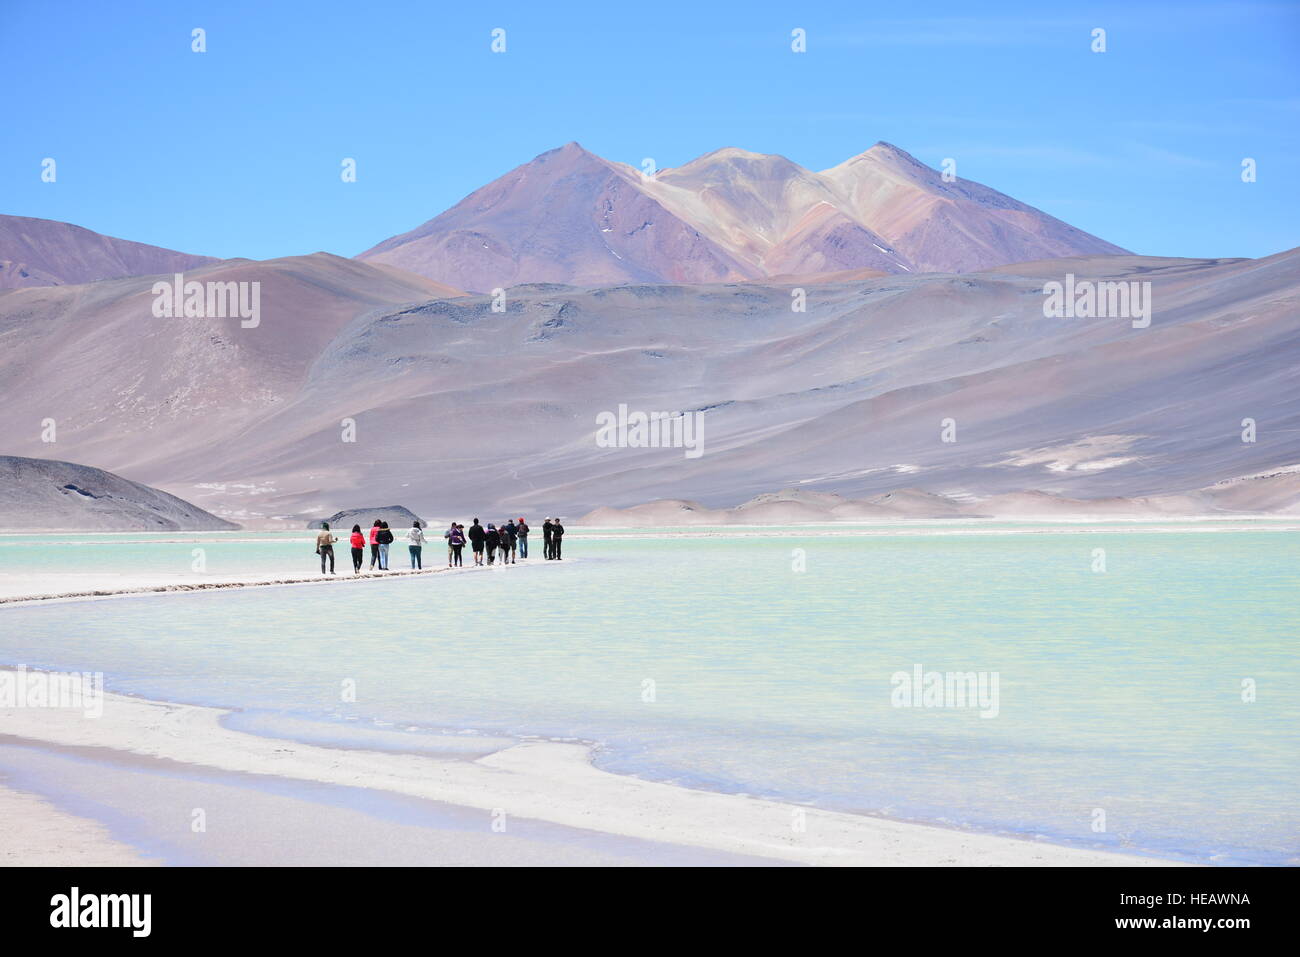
[0,670,1186,867]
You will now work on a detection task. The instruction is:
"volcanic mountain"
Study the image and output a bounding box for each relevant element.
[356,142,1129,291]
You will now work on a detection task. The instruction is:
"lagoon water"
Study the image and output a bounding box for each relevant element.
[1,526,1296,864]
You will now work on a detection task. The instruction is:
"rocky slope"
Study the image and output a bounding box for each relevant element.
[0,456,240,531]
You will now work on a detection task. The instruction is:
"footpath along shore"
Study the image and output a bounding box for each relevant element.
[0,558,565,606]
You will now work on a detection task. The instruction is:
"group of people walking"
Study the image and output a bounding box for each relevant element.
[313,516,565,575]
[453,517,565,566]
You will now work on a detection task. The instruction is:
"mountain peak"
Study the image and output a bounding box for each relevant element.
[696,146,778,162]
[866,140,907,156]
[672,146,801,171]
[538,140,596,160]
[828,141,932,176]
[515,142,609,173]
[658,148,808,194]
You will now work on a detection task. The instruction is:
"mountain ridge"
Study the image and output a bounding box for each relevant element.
[357,141,1129,290]
[0,214,218,290]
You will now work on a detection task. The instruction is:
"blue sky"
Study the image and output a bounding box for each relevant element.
[3,0,1297,261]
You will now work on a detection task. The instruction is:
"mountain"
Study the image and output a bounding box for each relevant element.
[0,214,218,290]
[818,143,1127,273]
[307,506,425,530]
[357,143,755,292]
[0,456,239,531]
[356,142,1129,290]
[3,244,1294,523]
[0,253,463,519]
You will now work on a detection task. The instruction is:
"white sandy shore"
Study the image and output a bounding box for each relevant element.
[0,777,156,866]
[0,671,1185,867]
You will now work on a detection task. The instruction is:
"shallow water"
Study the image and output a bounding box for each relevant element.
[1,526,1296,864]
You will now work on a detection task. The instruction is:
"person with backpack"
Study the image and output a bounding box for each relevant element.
[315,523,337,575]
[377,521,394,570]
[484,523,500,565]
[542,518,554,560]
[449,524,466,567]
[551,518,565,560]
[503,520,518,564]
[516,517,530,558]
[368,520,382,570]
[349,524,366,573]
[407,521,426,569]
[468,519,486,566]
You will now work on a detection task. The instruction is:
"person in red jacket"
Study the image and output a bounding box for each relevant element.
[368,520,382,570]
[516,517,530,559]
[349,524,366,573]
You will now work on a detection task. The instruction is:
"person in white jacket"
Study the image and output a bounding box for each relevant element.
[407,521,426,570]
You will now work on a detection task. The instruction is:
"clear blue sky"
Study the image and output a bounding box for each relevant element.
[3,0,1296,261]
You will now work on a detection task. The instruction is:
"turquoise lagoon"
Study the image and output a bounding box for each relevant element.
[0,525,1296,864]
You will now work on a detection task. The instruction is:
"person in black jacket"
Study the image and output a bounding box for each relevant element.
[542,518,554,559]
[503,520,517,564]
[485,524,500,565]
[468,519,485,566]
[516,518,530,559]
[377,521,394,570]
[551,519,565,560]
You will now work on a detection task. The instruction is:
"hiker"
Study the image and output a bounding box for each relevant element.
[449,523,466,566]
[408,520,425,569]
[349,524,365,573]
[516,517,530,558]
[316,523,337,574]
[377,521,393,570]
[368,520,382,570]
[551,518,565,560]
[485,524,500,565]
[443,522,456,565]
[503,520,517,564]
[468,519,486,566]
[542,518,554,559]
